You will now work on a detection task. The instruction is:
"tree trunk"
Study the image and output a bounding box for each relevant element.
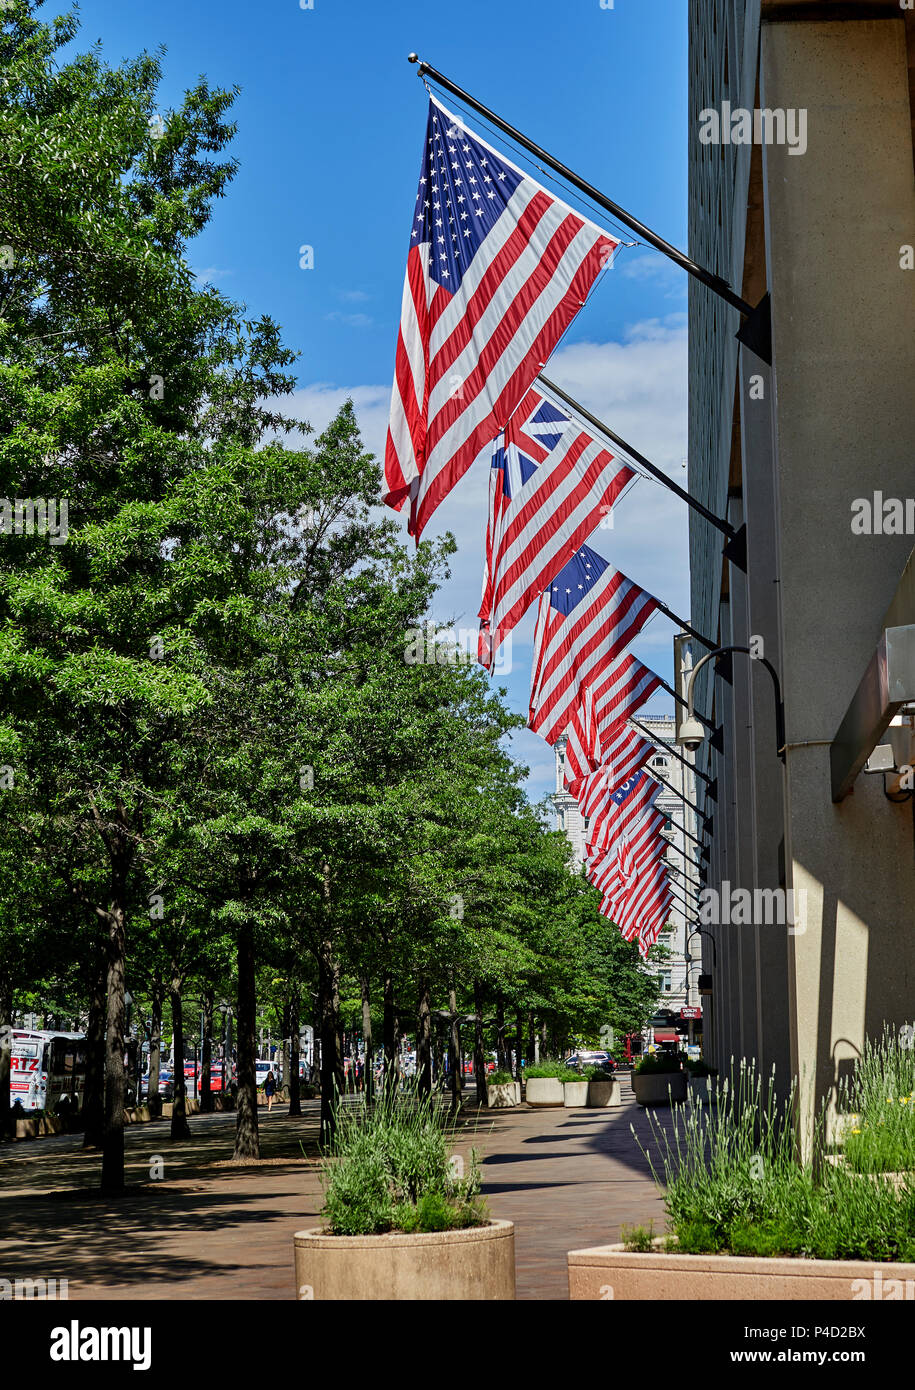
[416,975,432,1100]
[169,973,190,1141]
[0,975,12,1142]
[496,993,510,1072]
[82,957,106,1147]
[539,1018,548,1061]
[473,979,487,1107]
[318,938,343,1144]
[100,893,128,1194]
[200,988,214,1113]
[448,980,462,1115]
[515,1009,524,1080]
[288,987,302,1116]
[527,1012,536,1064]
[281,1002,291,1099]
[360,974,374,1105]
[382,967,397,1101]
[233,920,259,1159]
[146,981,163,1119]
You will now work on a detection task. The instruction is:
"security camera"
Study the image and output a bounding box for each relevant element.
[678,717,706,751]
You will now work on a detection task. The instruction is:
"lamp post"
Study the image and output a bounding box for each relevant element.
[678,645,785,762]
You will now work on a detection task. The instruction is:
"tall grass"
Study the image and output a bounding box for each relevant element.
[840,1026,915,1174]
[319,1090,488,1236]
[634,1059,915,1261]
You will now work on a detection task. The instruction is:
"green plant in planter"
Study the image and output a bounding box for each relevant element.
[684,1058,718,1078]
[487,1071,514,1086]
[637,1060,915,1262]
[320,1095,488,1236]
[583,1064,615,1082]
[838,1027,915,1174]
[525,1060,579,1083]
[635,1054,682,1075]
[622,1222,657,1252]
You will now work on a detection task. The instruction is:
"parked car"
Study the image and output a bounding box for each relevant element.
[565,1051,617,1074]
[141,1069,174,1101]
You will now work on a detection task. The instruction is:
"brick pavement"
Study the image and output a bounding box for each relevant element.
[0,1078,673,1300]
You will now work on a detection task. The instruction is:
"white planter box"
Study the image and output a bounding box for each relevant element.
[487,1082,519,1109]
[524,1077,564,1107]
[295,1220,516,1300]
[587,1078,621,1108]
[568,1242,915,1301]
[563,1081,589,1108]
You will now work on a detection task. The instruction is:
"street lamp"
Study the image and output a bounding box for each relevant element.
[680,645,786,762]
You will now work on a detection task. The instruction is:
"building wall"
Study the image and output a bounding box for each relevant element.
[688,2,915,1138]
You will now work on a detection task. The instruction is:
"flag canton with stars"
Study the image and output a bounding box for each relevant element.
[546,544,610,616]
[610,771,645,807]
[413,101,523,291]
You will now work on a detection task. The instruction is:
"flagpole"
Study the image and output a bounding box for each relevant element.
[629,718,716,792]
[537,374,746,570]
[647,767,711,824]
[664,814,706,851]
[656,676,716,731]
[663,838,701,871]
[406,55,771,359]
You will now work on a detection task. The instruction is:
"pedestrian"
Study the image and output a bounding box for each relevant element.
[264,1069,276,1111]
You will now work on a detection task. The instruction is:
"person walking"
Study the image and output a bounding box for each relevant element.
[264,1069,276,1112]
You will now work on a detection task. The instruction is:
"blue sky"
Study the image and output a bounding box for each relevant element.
[67,0,690,803]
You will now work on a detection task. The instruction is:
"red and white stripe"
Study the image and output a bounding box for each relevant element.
[565,716,656,791]
[385,100,618,539]
[478,390,633,668]
[529,581,659,746]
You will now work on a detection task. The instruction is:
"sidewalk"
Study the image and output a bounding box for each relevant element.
[0,1082,670,1300]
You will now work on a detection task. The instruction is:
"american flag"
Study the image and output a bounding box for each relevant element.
[604,853,672,954]
[477,387,633,669]
[528,547,659,745]
[567,726,657,830]
[587,808,666,896]
[638,893,675,957]
[384,99,619,539]
[564,705,656,788]
[597,825,667,906]
[587,770,662,856]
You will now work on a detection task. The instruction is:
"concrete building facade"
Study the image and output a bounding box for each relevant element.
[687,1,915,1142]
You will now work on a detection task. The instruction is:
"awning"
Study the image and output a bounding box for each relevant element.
[652,1031,679,1042]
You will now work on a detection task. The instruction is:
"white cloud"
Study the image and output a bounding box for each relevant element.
[324,311,374,329]
[281,319,690,804]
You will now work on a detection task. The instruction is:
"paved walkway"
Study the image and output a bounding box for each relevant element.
[0,1078,671,1300]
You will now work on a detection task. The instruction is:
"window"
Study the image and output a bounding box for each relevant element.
[583,817,590,830]
[659,972,672,993]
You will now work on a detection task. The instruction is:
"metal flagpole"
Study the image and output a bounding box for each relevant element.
[406,55,772,366]
[629,718,716,793]
[647,766,712,823]
[664,814,706,851]
[537,375,746,571]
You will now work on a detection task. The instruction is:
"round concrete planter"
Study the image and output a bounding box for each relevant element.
[294,1220,515,1300]
[568,1241,915,1300]
[587,1078,621,1108]
[524,1077,565,1107]
[487,1081,519,1109]
[632,1071,687,1106]
[563,1081,589,1108]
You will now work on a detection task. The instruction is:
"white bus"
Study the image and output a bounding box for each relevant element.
[10,1030,87,1113]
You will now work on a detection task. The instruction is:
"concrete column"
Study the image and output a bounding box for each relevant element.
[761,17,915,1148]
